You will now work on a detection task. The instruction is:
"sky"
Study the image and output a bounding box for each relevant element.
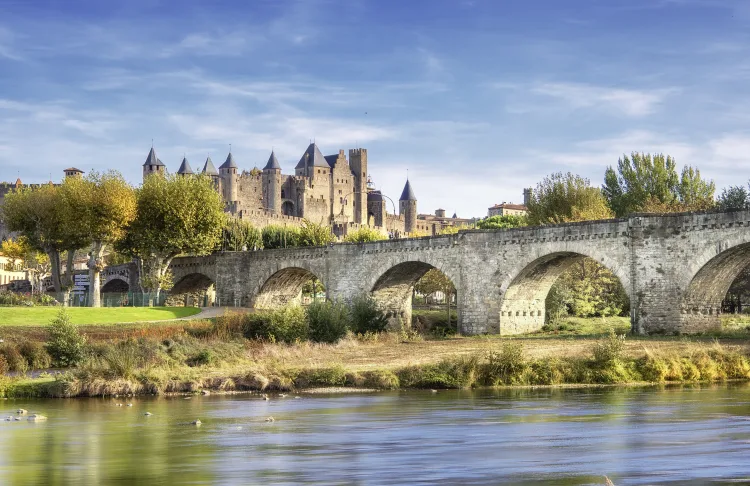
[1,0,750,218]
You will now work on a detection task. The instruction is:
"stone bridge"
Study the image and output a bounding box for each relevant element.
[103,209,750,335]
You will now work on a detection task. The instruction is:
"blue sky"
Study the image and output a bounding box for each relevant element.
[1,0,750,218]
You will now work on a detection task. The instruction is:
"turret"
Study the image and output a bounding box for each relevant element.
[177,157,194,176]
[262,151,282,213]
[142,147,165,182]
[349,148,368,224]
[399,179,417,234]
[64,168,84,179]
[201,156,220,192]
[218,151,238,203]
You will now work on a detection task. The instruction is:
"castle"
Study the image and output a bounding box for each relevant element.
[0,143,472,241]
[142,143,468,237]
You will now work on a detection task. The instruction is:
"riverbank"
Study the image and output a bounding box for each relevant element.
[2,315,750,398]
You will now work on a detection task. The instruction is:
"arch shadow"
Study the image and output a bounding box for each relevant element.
[166,272,215,307]
[101,278,129,293]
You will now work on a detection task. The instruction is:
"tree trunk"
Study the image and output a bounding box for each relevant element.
[88,242,106,308]
[61,250,75,306]
[47,250,63,295]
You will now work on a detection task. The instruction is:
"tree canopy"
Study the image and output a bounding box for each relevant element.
[476,214,527,230]
[343,227,388,243]
[118,173,226,295]
[603,153,715,216]
[717,183,749,211]
[526,172,613,225]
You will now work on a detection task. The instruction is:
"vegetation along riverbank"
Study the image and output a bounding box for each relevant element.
[2,305,750,398]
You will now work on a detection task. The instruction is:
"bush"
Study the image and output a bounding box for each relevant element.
[0,355,7,375]
[46,309,86,367]
[350,295,388,334]
[343,227,387,243]
[592,329,626,366]
[243,306,308,343]
[307,300,350,343]
[481,341,527,386]
[262,225,302,249]
[187,350,214,367]
[18,341,52,370]
[0,344,27,373]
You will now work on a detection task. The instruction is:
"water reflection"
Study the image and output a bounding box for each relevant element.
[1,385,750,485]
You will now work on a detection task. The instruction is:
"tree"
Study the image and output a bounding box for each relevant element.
[717,184,749,210]
[262,225,302,249]
[343,227,388,243]
[1,183,87,296]
[118,174,225,299]
[0,237,50,294]
[299,219,335,247]
[603,153,715,216]
[222,219,263,251]
[527,172,613,225]
[414,268,457,331]
[476,214,528,229]
[62,171,136,307]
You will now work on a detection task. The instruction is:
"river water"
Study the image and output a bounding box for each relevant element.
[1,385,750,485]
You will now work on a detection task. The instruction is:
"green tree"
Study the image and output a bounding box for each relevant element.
[118,174,225,299]
[343,227,388,243]
[414,268,457,331]
[1,183,87,296]
[527,172,613,225]
[717,184,749,210]
[546,259,629,321]
[261,225,302,249]
[299,219,335,247]
[603,153,715,216]
[222,219,263,251]
[476,214,528,229]
[62,171,136,307]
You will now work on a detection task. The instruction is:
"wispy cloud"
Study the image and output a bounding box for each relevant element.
[531,82,676,117]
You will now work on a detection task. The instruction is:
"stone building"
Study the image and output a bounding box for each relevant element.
[142,143,433,238]
[487,203,528,217]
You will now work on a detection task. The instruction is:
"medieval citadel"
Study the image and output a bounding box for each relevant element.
[0,143,473,241]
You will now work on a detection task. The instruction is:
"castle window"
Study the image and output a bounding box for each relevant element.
[281,190,286,198]
[340,197,343,203]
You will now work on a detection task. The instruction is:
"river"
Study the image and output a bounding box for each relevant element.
[1,385,750,485]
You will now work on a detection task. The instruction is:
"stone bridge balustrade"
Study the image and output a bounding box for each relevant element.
[100,209,750,335]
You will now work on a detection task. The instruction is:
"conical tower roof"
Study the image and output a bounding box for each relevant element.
[399,179,417,201]
[263,151,281,171]
[219,152,238,170]
[177,157,194,175]
[143,147,164,167]
[295,143,328,170]
[202,156,218,176]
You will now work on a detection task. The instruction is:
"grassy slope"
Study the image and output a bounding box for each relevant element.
[0,307,201,326]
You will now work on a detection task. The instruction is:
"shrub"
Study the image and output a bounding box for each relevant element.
[299,219,335,247]
[398,356,479,389]
[0,344,27,373]
[343,227,387,243]
[481,341,527,386]
[592,329,625,366]
[350,295,389,334]
[243,306,308,343]
[0,355,7,375]
[187,350,215,367]
[262,225,302,249]
[362,369,400,389]
[307,300,350,343]
[18,341,52,370]
[46,309,86,367]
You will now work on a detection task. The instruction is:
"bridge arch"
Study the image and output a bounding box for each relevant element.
[678,240,750,332]
[101,277,129,293]
[166,272,215,307]
[252,266,326,309]
[367,259,460,329]
[497,250,631,335]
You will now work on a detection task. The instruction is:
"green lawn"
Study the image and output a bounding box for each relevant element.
[0,306,201,327]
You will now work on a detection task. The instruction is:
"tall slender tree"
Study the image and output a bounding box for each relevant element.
[526,172,612,225]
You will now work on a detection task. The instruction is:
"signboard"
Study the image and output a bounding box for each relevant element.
[72,274,89,292]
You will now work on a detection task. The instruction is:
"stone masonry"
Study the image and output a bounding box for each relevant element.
[104,209,750,335]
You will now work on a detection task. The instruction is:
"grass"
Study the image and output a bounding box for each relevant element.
[0,306,201,327]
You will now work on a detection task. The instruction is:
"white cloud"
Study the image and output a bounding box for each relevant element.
[531,82,675,117]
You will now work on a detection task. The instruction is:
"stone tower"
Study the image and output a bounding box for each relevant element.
[142,147,165,182]
[399,179,417,234]
[262,151,282,213]
[218,151,238,203]
[177,156,194,177]
[349,148,368,224]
